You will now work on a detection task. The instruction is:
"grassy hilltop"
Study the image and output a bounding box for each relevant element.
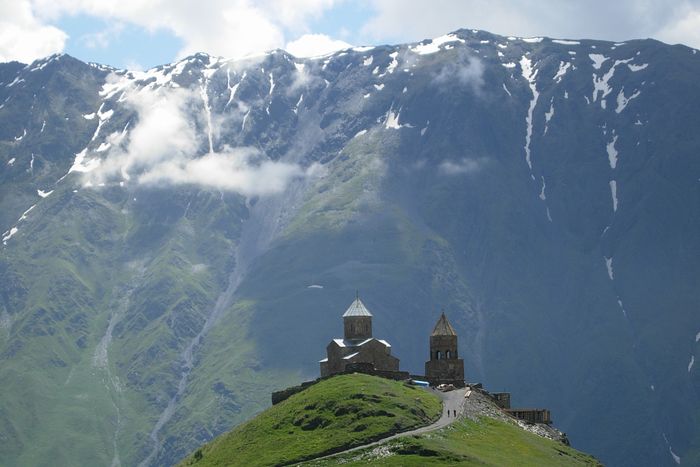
[180,374,600,466]
[180,373,441,466]
[305,415,600,466]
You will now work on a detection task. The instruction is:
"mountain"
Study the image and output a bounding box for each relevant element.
[178,373,599,466]
[0,28,698,467]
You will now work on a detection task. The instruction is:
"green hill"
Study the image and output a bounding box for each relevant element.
[304,415,600,466]
[180,373,441,466]
[179,374,600,466]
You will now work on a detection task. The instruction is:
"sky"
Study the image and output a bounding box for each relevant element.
[2,0,700,69]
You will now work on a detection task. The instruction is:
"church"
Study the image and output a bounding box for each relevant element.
[319,296,400,377]
[319,296,464,387]
[425,312,465,386]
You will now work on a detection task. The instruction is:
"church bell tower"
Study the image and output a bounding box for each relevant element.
[425,312,465,386]
[342,295,373,340]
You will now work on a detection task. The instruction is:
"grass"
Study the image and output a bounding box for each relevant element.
[0,184,259,466]
[307,416,602,466]
[179,373,442,466]
[283,131,387,237]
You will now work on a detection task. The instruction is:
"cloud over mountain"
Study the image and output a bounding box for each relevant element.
[88,81,315,195]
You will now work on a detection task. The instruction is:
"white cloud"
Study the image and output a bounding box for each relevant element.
[285,33,352,57]
[432,50,484,92]
[655,5,700,48]
[361,0,700,49]
[4,1,700,66]
[137,149,308,195]
[88,82,313,196]
[80,22,125,49]
[0,1,66,62]
[438,157,487,175]
[123,59,144,71]
[17,0,343,62]
[87,86,196,181]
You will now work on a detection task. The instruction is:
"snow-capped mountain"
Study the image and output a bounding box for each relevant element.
[0,29,698,466]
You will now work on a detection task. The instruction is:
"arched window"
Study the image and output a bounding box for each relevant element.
[436,351,441,360]
[446,350,451,359]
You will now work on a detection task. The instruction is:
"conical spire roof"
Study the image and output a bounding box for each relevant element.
[342,297,373,317]
[431,312,457,336]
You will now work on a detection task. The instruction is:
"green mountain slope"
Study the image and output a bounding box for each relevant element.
[307,417,599,466]
[1,29,699,466]
[179,374,598,466]
[180,374,442,466]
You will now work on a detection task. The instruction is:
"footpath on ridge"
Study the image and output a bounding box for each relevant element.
[297,387,468,465]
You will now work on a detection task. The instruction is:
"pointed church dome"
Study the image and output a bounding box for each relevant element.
[431,312,457,336]
[342,297,373,317]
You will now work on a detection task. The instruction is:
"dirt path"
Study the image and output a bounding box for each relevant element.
[298,387,468,465]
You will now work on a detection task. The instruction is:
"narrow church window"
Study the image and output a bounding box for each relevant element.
[446,350,451,359]
[436,351,441,360]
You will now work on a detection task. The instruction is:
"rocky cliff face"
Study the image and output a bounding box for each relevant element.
[0,29,698,466]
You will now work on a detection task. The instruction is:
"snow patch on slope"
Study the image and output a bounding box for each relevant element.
[502,83,512,96]
[607,135,619,169]
[225,69,244,109]
[293,94,303,114]
[96,142,111,152]
[605,257,614,281]
[592,58,633,109]
[544,99,554,135]
[520,55,539,174]
[384,108,412,129]
[552,39,580,45]
[410,34,464,55]
[553,61,571,83]
[663,433,682,465]
[615,88,641,113]
[69,148,100,174]
[617,299,628,318]
[90,103,114,143]
[589,54,609,70]
[628,63,648,72]
[2,227,18,244]
[15,204,33,221]
[379,52,399,77]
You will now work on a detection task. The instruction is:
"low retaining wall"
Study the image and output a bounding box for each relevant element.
[506,408,552,424]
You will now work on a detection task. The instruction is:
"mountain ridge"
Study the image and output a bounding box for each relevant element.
[1,28,699,466]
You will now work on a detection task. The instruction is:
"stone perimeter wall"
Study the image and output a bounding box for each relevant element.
[271,370,553,429]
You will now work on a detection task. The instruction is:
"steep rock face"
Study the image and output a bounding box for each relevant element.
[0,30,698,466]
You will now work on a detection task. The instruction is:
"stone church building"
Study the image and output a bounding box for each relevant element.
[425,312,465,386]
[318,297,465,387]
[319,297,400,377]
